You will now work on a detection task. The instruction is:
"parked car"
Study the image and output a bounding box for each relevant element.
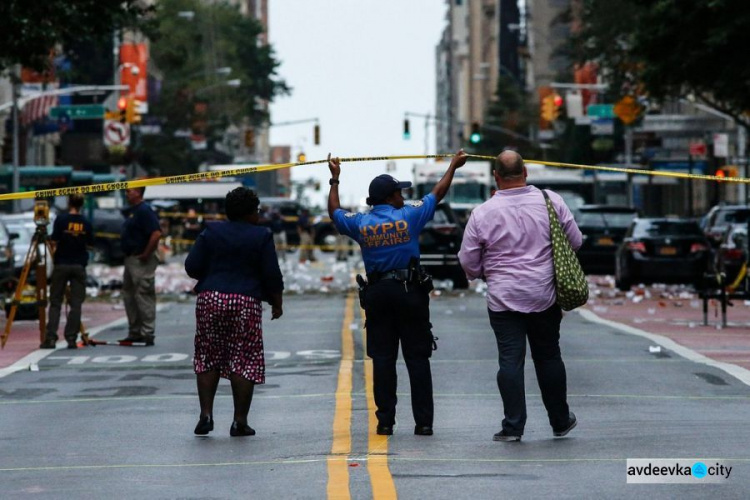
[701,204,750,247]
[0,212,55,279]
[615,218,711,291]
[576,205,638,274]
[91,208,126,265]
[0,220,16,287]
[715,224,748,285]
[418,202,467,288]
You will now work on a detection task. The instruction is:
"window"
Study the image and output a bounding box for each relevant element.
[633,221,702,238]
[578,212,636,229]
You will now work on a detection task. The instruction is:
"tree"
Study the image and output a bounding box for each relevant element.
[573,0,750,128]
[0,1,148,73]
[138,0,289,174]
[144,0,288,128]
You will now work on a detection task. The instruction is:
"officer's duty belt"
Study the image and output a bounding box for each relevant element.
[367,268,410,284]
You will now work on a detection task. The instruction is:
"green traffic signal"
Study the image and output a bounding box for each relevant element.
[469,122,481,144]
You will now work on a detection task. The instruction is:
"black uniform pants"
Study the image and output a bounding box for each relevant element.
[46,264,87,343]
[364,279,433,427]
[487,304,570,436]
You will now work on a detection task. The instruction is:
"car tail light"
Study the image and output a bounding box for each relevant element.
[627,241,646,253]
[724,248,744,260]
[690,242,708,253]
[433,224,458,235]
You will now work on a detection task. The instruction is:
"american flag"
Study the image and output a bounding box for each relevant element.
[20,83,59,127]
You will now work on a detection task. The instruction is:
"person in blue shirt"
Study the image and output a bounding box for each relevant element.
[327,150,467,436]
[120,186,162,346]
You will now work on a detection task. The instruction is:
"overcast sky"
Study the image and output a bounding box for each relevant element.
[268,0,447,208]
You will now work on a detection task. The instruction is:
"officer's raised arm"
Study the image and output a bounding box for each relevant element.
[431,149,468,202]
[327,153,342,218]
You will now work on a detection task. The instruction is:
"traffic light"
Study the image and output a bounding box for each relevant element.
[117,97,128,124]
[125,97,141,124]
[244,129,255,148]
[403,119,411,140]
[716,165,739,179]
[541,94,561,122]
[314,124,320,145]
[469,122,481,144]
[297,152,306,163]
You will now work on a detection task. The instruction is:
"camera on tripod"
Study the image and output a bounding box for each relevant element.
[33,200,50,227]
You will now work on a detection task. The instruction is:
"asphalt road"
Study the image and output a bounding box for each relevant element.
[1,292,749,499]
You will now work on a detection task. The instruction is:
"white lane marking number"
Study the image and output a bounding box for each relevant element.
[47,350,340,365]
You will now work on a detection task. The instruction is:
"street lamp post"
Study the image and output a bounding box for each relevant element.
[11,67,20,213]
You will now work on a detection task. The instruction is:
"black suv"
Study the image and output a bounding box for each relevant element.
[418,202,467,288]
[576,205,639,274]
[615,218,711,290]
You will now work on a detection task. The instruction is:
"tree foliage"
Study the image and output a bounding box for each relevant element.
[573,0,750,127]
[144,0,289,130]
[0,0,148,74]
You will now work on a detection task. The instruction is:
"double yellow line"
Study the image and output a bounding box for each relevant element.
[327,293,397,499]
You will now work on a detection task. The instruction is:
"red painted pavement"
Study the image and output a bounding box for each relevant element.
[0,301,126,369]
[585,276,750,371]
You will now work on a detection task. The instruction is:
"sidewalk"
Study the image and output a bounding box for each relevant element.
[584,276,750,371]
[0,300,126,370]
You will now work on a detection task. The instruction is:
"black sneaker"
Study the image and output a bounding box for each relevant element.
[66,341,77,349]
[376,424,393,436]
[553,412,577,438]
[493,430,522,442]
[39,339,57,349]
[144,338,155,346]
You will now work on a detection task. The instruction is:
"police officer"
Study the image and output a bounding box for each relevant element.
[327,150,468,436]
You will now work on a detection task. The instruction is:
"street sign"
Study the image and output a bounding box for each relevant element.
[103,120,131,147]
[689,141,707,157]
[713,133,729,158]
[587,104,614,118]
[614,96,642,125]
[49,104,105,120]
[591,118,614,136]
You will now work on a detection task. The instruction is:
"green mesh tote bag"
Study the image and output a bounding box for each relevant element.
[541,190,589,311]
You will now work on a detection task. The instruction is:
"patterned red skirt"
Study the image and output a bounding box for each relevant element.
[194,291,265,383]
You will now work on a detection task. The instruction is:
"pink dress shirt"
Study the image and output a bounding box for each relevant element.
[458,185,582,313]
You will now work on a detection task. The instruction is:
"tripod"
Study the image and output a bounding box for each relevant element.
[0,207,90,349]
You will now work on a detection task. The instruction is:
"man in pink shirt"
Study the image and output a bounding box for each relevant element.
[458,150,582,442]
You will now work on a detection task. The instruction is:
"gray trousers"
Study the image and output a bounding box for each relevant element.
[46,264,87,342]
[123,254,158,340]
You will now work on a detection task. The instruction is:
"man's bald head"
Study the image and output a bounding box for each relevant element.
[494,150,525,180]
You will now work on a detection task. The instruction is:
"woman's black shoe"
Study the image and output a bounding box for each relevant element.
[230,421,256,437]
[194,415,214,435]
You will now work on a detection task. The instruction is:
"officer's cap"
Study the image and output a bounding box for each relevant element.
[367,174,411,205]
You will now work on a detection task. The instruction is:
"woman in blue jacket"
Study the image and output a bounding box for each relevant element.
[185,187,284,436]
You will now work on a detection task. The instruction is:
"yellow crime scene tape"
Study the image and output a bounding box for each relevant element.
[2,153,748,203]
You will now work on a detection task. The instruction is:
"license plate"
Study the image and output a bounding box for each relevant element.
[659,246,677,256]
[597,237,615,246]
